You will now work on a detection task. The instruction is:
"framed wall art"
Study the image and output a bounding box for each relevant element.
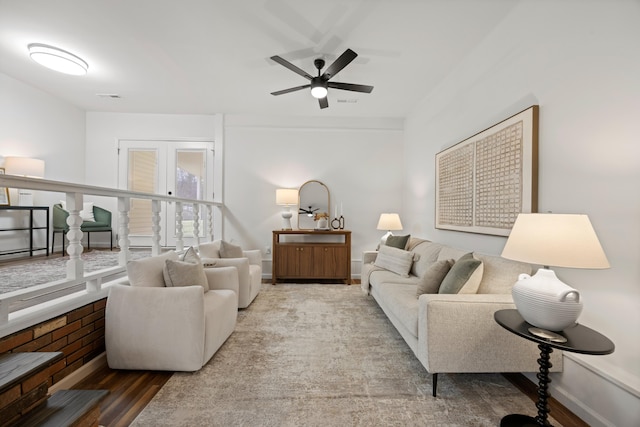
[0,168,9,206]
[435,105,538,236]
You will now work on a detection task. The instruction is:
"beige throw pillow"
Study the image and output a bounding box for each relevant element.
[374,245,414,277]
[438,253,483,294]
[163,259,209,291]
[416,259,454,297]
[220,240,243,258]
[127,251,179,287]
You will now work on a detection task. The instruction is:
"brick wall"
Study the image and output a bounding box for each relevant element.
[0,299,106,386]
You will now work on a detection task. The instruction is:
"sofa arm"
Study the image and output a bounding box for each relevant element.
[105,284,205,371]
[417,294,562,374]
[204,266,239,295]
[243,249,262,266]
[362,251,378,265]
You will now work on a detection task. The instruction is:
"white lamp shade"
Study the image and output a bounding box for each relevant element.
[276,188,298,206]
[4,157,45,178]
[502,213,609,269]
[377,213,403,231]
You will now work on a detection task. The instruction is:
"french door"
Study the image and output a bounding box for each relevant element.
[118,139,214,247]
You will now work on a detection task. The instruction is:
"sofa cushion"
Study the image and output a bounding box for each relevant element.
[163,259,209,291]
[127,251,179,287]
[416,259,454,297]
[374,245,414,277]
[373,282,419,339]
[385,234,410,250]
[198,241,221,258]
[439,253,483,294]
[220,240,243,258]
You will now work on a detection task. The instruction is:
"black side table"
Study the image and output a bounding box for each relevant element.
[494,309,614,427]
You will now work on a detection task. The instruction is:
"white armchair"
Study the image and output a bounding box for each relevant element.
[105,258,239,371]
[198,240,262,309]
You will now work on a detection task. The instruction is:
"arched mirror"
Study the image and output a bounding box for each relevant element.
[298,180,330,230]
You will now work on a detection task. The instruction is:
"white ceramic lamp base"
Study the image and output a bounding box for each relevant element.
[281,209,293,230]
[511,268,583,332]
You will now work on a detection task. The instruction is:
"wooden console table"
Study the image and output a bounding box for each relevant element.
[272,230,351,285]
[0,206,50,257]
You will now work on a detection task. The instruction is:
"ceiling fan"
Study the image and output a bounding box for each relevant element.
[270,48,374,109]
[299,206,319,217]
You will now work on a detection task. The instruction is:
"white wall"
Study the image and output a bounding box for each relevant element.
[84,112,404,269]
[222,114,404,271]
[0,72,85,255]
[403,1,640,426]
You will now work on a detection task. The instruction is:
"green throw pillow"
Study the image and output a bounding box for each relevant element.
[416,259,454,297]
[385,234,410,250]
[438,253,483,294]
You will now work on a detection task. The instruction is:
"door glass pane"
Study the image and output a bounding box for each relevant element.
[176,150,205,237]
[128,149,157,235]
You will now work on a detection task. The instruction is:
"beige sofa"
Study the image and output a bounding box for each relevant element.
[198,240,262,309]
[361,238,562,396]
[105,251,239,371]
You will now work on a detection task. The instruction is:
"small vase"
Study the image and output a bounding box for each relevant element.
[511,268,583,331]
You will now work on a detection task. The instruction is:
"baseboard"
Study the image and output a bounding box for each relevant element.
[49,352,107,393]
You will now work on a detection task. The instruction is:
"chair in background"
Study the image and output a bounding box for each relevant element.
[52,203,113,255]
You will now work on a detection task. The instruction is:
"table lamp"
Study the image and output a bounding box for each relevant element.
[377,213,403,246]
[276,188,298,230]
[501,213,609,337]
[4,156,45,206]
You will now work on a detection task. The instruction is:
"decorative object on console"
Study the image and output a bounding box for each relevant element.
[501,213,609,334]
[276,188,298,230]
[376,213,403,246]
[435,105,538,236]
[3,156,45,206]
[314,212,330,230]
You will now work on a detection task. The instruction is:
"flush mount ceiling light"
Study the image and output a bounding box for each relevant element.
[28,43,88,75]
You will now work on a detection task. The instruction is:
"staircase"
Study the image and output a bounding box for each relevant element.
[0,352,107,427]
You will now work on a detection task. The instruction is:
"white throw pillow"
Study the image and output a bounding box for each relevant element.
[126,251,179,287]
[60,200,96,222]
[373,245,414,277]
[163,259,209,291]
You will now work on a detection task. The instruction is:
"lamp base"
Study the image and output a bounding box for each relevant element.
[281,210,293,230]
[380,230,393,246]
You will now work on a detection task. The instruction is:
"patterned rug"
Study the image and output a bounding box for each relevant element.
[131,284,557,427]
[0,249,150,294]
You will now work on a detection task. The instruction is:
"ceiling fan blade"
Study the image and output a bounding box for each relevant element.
[318,97,329,109]
[270,55,313,80]
[271,84,310,96]
[321,48,357,80]
[327,82,374,93]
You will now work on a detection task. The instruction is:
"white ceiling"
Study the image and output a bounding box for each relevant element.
[0,0,518,118]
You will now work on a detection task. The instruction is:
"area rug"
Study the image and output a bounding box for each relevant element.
[131,284,558,427]
[0,249,150,294]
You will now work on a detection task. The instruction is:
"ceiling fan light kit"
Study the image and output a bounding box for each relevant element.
[271,48,373,109]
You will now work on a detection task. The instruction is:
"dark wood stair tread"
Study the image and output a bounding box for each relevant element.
[0,352,64,393]
[14,389,108,427]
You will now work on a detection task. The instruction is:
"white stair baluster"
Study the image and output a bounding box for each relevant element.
[175,202,184,252]
[118,197,131,266]
[65,193,84,279]
[151,199,161,256]
[192,203,200,247]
